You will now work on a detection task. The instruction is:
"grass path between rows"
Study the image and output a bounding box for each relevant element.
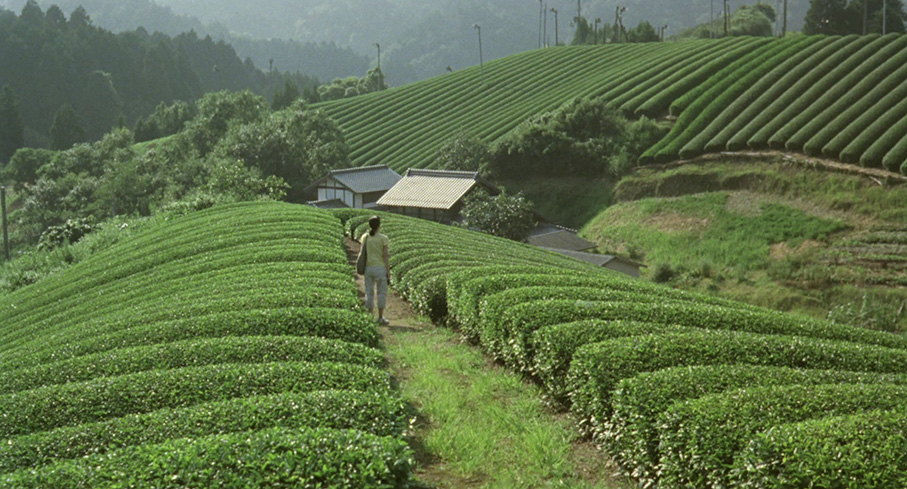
[345,238,631,489]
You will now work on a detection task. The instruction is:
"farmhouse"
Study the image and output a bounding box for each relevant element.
[377,169,499,223]
[306,165,402,209]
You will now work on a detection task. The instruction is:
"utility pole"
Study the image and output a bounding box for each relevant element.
[614,5,626,43]
[543,2,548,47]
[724,0,729,37]
[863,0,868,35]
[1,187,8,261]
[577,0,581,22]
[884,0,887,34]
[374,43,381,70]
[538,0,543,49]
[661,24,668,41]
[710,0,714,38]
[551,7,559,45]
[474,24,485,84]
[783,0,788,37]
[594,17,601,44]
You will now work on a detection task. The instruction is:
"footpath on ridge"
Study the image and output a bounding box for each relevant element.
[344,237,630,489]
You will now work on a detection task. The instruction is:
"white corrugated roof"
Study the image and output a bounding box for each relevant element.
[377,169,485,210]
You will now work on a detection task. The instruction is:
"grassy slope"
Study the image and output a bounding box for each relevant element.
[581,157,907,332]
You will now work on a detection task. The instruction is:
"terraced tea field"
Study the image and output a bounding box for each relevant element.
[341,209,907,489]
[0,203,412,487]
[4,201,906,487]
[315,34,907,175]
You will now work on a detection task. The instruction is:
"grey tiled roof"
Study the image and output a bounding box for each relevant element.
[377,169,494,210]
[312,165,402,194]
[539,247,646,269]
[307,199,349,209]
[528,226,596,252]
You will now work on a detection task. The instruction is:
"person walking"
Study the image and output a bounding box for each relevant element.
[360,215,391,325]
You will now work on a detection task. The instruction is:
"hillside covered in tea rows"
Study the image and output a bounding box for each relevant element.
[315,34,907,175]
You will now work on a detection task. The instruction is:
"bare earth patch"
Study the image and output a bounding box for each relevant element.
[769,240,825,260]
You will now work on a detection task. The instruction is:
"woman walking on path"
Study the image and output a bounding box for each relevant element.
[360,215,391,325]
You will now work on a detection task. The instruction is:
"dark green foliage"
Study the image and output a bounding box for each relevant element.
[568,330,907,431]
[0,335,383,394]
[728,4,775,36]
[658,382,907,489]
[317,67,387,101]
[732,407,907,488]
[531,320,684,403]
[626,21,659,43]
[805,0,852,34]
[882,128,907,172]
[459,190,536,242]
[49,104,86,151]
[2,147,52,188]
[0,84,24,164]
[489,97,662,179]
[607,365,907,486]
[271,77,301,110]
[36,217,95,251]
[436,130,491,172]
[839,87,907,164]
[134,100,197,142]
[3,427,413,488]
[213,99,349,201]
[184,90,269,155]
[1,389,406,472]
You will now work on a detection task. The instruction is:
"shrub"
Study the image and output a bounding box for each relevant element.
[0,361,392,437]
[652,262,674,282]
[37,217,96,251]
[1,390,407,473]
[658,382,907,489]
[606,365,907,485]
[731,407,907,489]
[0,335,383,395]
[531,320,684,403]
[3,427,413,489]
[568,330,907,434]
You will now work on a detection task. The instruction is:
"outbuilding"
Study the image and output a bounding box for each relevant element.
[305,165,402,209]
[377,169,499,223]
[540,247,646,278]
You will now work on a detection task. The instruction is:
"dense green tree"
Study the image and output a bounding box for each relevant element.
[805,0,852,33]
[134,100,197,142]
[3,148,53,189]
[184,90,268,154]
[316,67,387,102]
[271,78,300,110]
[49,104,85,151]
[459,190,537,242]
[0,85,25,164]
[730,4,775,36]
[213,100,348,201]
[436,131,491,173]
[627,21,661,43]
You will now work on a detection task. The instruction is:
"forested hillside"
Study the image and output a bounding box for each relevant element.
[0,2,316,152]
[0,0,370,83]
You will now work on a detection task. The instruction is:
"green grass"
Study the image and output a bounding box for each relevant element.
[582,191,847,273]
[385,322,629,489]
[498,178,615,229]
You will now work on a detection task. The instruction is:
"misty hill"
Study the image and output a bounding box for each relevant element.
[0,0,370,83]
[0,3,316,148]
[145,0,811,84]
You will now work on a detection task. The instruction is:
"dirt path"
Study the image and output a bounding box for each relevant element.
[344,237,629,489]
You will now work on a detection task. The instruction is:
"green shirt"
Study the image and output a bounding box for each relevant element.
[360,232,389,268]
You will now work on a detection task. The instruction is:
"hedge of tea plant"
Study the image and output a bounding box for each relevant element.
[0,202,414,486]
[337,210,907,489]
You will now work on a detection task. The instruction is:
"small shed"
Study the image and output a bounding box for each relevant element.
[305,165,402,209]
[540,247,646,278]
[377,169,499,223]
[528,223,597,252]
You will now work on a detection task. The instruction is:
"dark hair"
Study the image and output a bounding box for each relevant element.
[368,215,380,236]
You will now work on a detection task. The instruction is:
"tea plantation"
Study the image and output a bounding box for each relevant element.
[343,209,907,488]
[0,202,412,488]
[316,34,907,175]
[3,201,906,487]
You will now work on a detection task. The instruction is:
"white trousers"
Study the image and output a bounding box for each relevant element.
[364,266,388,310]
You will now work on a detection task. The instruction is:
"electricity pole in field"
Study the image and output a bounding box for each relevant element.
[1,187,8,261]
[474,24,485,84]
[538,0,543,48]
[724,0,729,37]
[551,7,559,45]
[782,0,788,37]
